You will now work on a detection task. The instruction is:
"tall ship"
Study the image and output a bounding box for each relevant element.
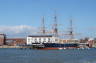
[26,14,84,50]
[27,34,79,50]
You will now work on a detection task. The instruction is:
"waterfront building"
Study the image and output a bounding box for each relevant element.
[59,39,79,44]
[6,38,26,46]
[0,34,6,45]
[87,38,94,47]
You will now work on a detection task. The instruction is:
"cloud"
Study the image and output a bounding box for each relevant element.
[0,25,38,37]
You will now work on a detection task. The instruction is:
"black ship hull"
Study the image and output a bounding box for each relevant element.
[32,43,79,50]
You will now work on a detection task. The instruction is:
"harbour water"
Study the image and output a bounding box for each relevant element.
[0,48,96,63]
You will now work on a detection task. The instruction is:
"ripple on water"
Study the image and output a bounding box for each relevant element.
[0,48,96,63]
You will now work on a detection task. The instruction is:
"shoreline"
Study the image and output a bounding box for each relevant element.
[0,45,95,50]
[0,45,32,48]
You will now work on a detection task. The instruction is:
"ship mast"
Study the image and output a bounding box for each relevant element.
[53,12,58,36]
[40,16,46,34]
[69,18,74,39]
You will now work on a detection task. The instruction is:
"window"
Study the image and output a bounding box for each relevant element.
[28,39,30,42]
[48,38,50,42]
[39,38,41,42]
[34,38,37,43]
[55,39,58,42]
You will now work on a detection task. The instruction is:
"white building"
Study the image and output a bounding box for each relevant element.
[27,35,59,45]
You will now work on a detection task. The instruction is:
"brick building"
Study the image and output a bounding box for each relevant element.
[0,34,6,45]
[6,38,26,46]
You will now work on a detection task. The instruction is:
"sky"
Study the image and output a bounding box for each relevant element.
[0,0,96,38]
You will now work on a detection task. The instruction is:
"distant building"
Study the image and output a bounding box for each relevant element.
[87,38,94,48]
[27,35,59,45]
[0,34,6,45]
[6,38,26,46]
[59,39,79,44]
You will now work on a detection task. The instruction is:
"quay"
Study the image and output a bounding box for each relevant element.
[0,45,33,49]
